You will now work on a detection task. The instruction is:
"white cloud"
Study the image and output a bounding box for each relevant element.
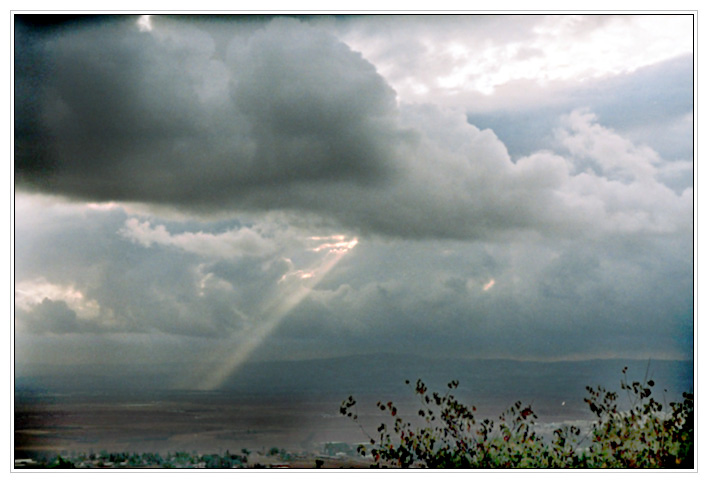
[556,109,659,182]
[119,218,276,258]
[15,278,101,320]
[336,15,693,104]
[548,109,692,235]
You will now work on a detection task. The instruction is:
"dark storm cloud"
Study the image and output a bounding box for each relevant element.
[229,20,398,184]
[15,17,398,207]
[14,15,692,243]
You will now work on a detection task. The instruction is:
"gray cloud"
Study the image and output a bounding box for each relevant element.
[254,233,693,362]
[15,15,692,244]
[13,15,693,372]
[15,17,399,207]
[13,186,692,369]
[19,298,84,334]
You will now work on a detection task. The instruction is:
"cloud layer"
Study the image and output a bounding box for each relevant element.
[15,16,692,243]
[14,15,693,374]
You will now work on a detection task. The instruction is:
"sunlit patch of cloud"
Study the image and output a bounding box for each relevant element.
[483,279,496,291]
[15,278,101,320]
[137,15,153,32]
[309,235,359,254]
[341,15,692,100]
[119,218,275,259]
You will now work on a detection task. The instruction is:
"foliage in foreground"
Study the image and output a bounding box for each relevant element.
[340,367,693,469]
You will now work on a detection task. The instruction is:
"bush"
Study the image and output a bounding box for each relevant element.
[340,369,693,469]
[582,367,693,468]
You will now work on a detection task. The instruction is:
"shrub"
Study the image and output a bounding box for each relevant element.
[341,370,693,469]
[582,367,693,468]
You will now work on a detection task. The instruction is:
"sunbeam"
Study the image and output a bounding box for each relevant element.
[189,235,358,391]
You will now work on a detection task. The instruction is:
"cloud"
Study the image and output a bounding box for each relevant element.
[553,109,692,234]
[333,15,692,106]
[13,15,693,369]
[15,17,399,206]
[15,278,110,335]
[19,298,83,334]
[14,194,361,342]
[15,16,691,244]
[119,218,276,258]
[255,230,693,362]
[556,109,659,182]
[465,54,693,165]
[16,278,101,319]
[13,187,692,364]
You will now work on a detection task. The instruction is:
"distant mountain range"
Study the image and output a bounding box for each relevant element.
[15,353,693,415]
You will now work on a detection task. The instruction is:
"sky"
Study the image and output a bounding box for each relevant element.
[13,13,694,391]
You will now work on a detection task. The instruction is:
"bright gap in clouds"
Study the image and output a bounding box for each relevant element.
[349,15,692,99]
[188,235,358,391]
[15,278,101,320]
[137,15,152,32]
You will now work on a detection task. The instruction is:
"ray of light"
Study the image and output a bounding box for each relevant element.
[187,236,358,391]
